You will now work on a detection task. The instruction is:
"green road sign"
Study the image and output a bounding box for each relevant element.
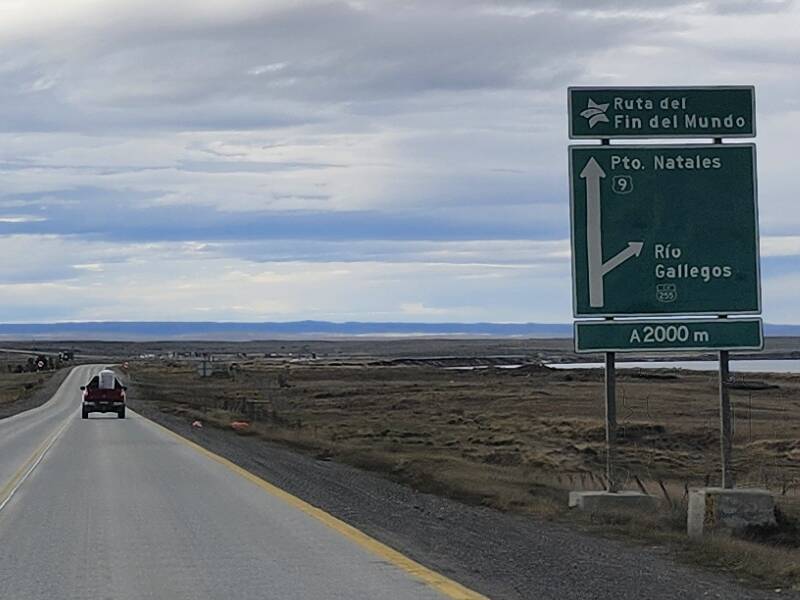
[569,144,760,317]
[569,86,755,139]
[574,318,763,353]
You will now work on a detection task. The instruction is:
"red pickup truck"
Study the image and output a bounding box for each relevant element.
[81,369,127,419]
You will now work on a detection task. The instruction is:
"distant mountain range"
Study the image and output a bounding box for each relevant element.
[0,321,797,340]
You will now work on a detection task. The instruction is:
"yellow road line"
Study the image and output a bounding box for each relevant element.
[0,419,70,513]
[142,415,489,600]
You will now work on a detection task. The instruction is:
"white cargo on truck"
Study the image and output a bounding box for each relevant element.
[98,369,116,390]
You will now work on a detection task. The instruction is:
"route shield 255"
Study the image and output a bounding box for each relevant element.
[569,144,760,317]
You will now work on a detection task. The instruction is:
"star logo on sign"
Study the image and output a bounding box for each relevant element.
[580,99,610,128]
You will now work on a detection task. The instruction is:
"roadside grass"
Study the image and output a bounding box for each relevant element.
[574,502,800,591]
[0,361,71,419]
[0,372,44,404]
[127,360,800,591]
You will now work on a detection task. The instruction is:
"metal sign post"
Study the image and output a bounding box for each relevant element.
[599,137,618,495]
[605,350,618,492]
[719,348,733,488]
[714,133,734,490]
[568,86,761,500]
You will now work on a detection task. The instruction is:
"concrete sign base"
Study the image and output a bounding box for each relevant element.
[568,490,658,513]
[687,487,775,538]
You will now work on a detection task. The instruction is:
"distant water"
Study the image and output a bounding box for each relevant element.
[443,365,524,371]
[547,359,800,374]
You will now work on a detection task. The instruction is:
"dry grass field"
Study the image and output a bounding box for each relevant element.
[127,355,800,587]
[0,357,69,419]
[0,371,48,417]
[127,360,800,508]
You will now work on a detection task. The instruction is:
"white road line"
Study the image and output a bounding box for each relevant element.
[0,418,71,514]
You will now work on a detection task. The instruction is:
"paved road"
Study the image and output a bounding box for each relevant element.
[0,366,471,600]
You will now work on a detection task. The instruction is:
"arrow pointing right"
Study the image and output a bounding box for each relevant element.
[601,241,644,276]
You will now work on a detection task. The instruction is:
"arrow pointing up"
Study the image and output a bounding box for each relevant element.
[580,157,606,180]
[580,156,643,308]
[601,241,644,275]
[581,158,606,308]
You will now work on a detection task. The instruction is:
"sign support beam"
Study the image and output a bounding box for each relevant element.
[714,132,733,490]
[719,348,733,489]
[605,350,618,493]
[599,137,619,495]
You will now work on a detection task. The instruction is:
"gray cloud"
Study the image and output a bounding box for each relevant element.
[0,1,675,133]
[0,1,798,322]
[706,0,793,14]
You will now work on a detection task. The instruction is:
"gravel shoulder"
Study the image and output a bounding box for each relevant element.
[128,393,792,600]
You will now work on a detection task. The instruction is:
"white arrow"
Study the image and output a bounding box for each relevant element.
[580,157,644,308]
[601,241,644,276]
[581,158,606,308]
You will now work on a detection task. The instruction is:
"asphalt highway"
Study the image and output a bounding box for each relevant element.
[0,366,479,600]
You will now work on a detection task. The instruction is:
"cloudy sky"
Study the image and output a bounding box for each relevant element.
[0,0,798,323]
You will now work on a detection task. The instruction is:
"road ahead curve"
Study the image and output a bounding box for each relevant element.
[0,366,477,600]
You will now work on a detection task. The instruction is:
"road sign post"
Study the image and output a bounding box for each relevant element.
[567,86,760,505]
[719,348,733,489]
[605,350,617,493]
